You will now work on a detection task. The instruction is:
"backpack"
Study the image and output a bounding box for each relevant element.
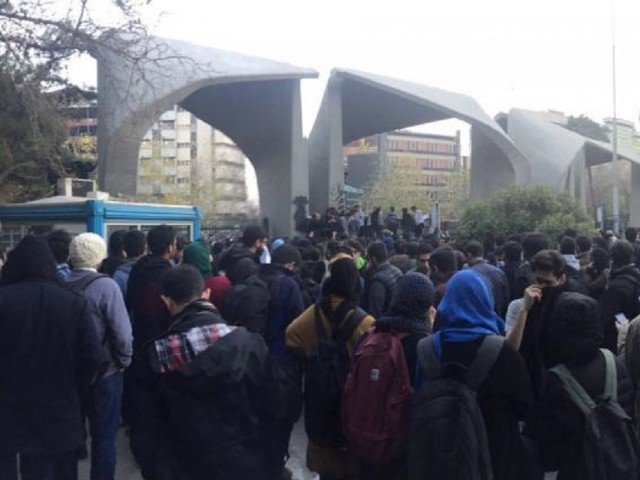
[219,274,271,335]
[341,328,413,465]
[304,303,368,447]
[550,349,640,480]
[408,335,504,480]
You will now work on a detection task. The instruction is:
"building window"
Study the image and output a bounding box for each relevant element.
[191,146,197,160]
[177,142,190,149]
[177,177,190,184]
[160,120,175,130]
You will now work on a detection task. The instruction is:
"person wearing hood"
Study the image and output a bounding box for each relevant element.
[113,230,146,298]
[125,224,176,479]
[581,247,609,306]
[182,240,231,309]
[603,240,640,353]
[524,292,635,480]
[286,258,375,480]
[424,270,533,480]
[148,265,271,479]
[218,225,267,283]
[257,244,305,480]
[0,236,102,480]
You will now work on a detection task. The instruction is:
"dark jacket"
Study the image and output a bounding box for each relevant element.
[525,354,635,480]
[502,260,522,302]
[218,243,259,284]
[257,263,305,356]
[148,300,271,480]
[441,338,533,480]
[366,262,403,319]
[470,259,510,318]
[0,236,102,453]
[99,255,127,277]
[126,254,173,354]
[603,265,640,353]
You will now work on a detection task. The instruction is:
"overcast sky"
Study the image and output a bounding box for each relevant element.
[68,0,640,145]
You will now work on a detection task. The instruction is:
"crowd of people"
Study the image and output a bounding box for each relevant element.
[2,217,640,480]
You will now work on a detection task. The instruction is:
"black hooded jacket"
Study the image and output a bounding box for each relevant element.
[603,264,640,353]
[0,236,102,453]
[147,300,271,479]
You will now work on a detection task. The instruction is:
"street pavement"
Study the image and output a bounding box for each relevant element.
[78,418,318,480]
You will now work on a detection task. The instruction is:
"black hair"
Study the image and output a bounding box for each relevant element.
[107,230,127,257]
[242,225,267,248]
[45,229,72,264]
[563,228,578,239]
[417,243,434,256]
[503,241,523,263]
[522,232,549,259]
[428,247,457,274]
[575,235,592,254]
[559,237,576,255]
[610,240,635,268]
[531,249,566,277]
[591,248,610,272]
[162,265,205,305]
[272,244,302,266]
[464,240,484,258]
[592,236,607,249]
[367,242,388,263]
[175,236,188,252]
[124,230,146,258]
[147,225,176,256]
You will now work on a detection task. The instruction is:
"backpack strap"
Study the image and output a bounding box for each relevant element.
[416,336,442,379]
[68,272,108,292]
[336,307,367,344]
[466,335,505,391]
[550,365,596,416]
[313,303,327,341]
[600,348,618,402]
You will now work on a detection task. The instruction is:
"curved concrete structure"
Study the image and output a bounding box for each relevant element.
[95,35,317,235]
[308,68,530,211]
[498,108,640,218]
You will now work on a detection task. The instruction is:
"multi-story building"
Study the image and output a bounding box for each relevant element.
[604,117,638,153]
[345,130,462,196]
[137,106,252,223]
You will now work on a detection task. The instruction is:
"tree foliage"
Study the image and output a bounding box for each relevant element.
[362,162,431,212]
[455,184,595,244]
[564,115,610,142]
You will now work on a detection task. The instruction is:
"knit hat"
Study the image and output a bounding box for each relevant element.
[388,272,435,321]
[69,233,107,269]
[272,238,285,251]
[183,241,212,276]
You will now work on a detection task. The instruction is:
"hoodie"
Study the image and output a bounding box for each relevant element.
[603,264,640,353]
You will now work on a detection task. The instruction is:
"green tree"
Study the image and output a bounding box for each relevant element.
[362,162,431,212]
[564,115,610,142]
[455,184,595,244]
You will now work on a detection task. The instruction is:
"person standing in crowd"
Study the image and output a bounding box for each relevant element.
[257,245,306,479]
[411,243,432,276]
[113,230,147,298]
[507,250,575,398]
[65,233,133,480]
[219,225,267,283]
[428,247,458,307]
[464,241,510,317]
[125,224,176,479]
[99,230,127,277]
[385,207,399,235]
[501,241,523,302]
[575,235,592,268]
[0,236,102,480]
[515,232,549,299]
[286,258,375,480]
[559,237,584,287]
[603,240,640,353]
[147,265,272,479]
[182,240,232,309]
[625,227,640,269]
[365,241,403,319]
[524,292,635,479]
[582,247,609,305]
[412,270,532,480]
[46,229,72,279]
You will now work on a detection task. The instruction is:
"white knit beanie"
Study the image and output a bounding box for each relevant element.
[69,233,107,269]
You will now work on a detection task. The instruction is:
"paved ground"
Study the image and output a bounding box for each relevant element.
[78,418,318,480]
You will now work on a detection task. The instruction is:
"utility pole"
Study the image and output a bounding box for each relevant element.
[611,0,620,234]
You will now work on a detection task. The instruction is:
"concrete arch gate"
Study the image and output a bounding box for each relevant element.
[96,36,317,235]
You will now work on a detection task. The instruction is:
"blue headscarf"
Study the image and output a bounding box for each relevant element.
[431,269,505,359]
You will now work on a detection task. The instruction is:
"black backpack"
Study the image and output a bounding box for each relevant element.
[219,274,271,335]
[304,303,367,447]
[551,349,640,480]
[408,335,504,480]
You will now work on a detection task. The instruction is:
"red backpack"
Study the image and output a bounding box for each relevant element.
[341,327,414,465]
